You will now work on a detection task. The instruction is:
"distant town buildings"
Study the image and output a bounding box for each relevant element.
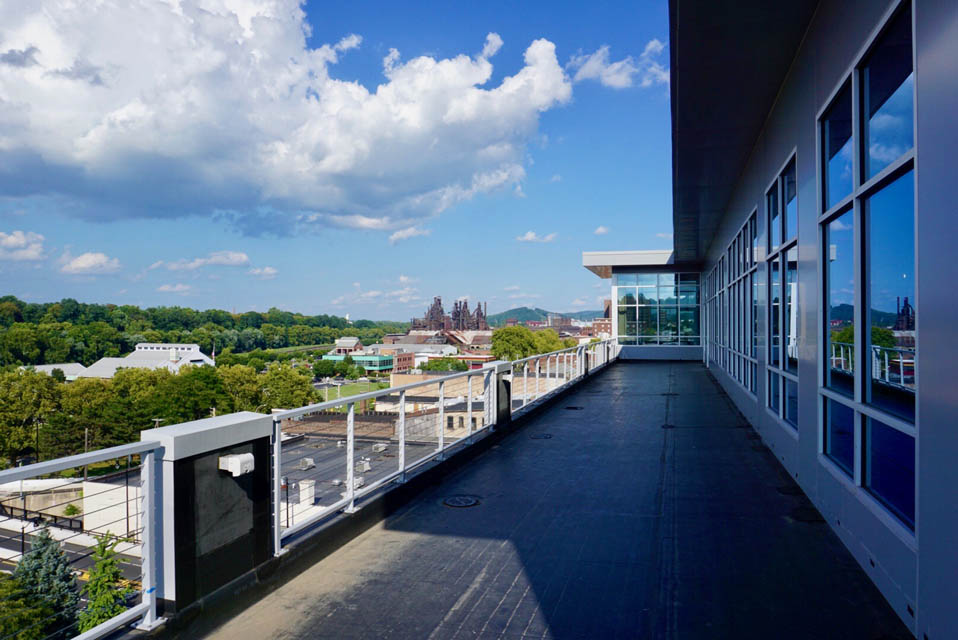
[411,296,489,331]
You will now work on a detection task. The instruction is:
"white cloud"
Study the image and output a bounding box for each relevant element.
[0,6,573,238]
[550,174,562,183]
[389,226,431,244]
[398,274,418,284]
[594,225,609,235]
[0,230,45,260]
[503,285,520,291]
[60,251,120,274]
[152,251,250,271]
[568,39,669,89]
[248,266,278,279]
[516,230,557,243]
[571,297,587,306]
[656,232,673,240]
[157,283,191,293]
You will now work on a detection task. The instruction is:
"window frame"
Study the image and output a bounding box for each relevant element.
[815,0,917,535]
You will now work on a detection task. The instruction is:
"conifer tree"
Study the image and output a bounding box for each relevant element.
[13,526,79,637]
[77,536,134,632]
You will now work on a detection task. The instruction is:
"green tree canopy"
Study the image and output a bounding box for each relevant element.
[491,326,539,361]
[77,536,134,633]
[13,527,79,637]
[0,574,53,640]
[420,357,468,372]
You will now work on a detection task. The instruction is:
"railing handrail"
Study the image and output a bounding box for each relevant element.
[0,440,161,484]
[276,339,615,421]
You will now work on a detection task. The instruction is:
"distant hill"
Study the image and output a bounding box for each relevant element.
[487,307,603,327]
[829,303,898,327]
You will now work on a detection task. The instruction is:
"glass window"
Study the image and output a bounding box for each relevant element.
[658,274,677,305]
[678,282,698,305]
[767,186,780,253]
[637,273,657,288]
[617,287,637,306]
[658,307,678,344]
[862,4,914,180]
[825,210,855,397]
[769,372,780,414]
[680,308,699,340]
[865,418,915,528]
[784,378,798,428]
[785,246,798,374]
[784,161,797,241]
[751,273,759,358]
[769,258,781,367]
[637,306,656,342]
[823,82,853,210]
[750,363,757,394]
[866,171,914,423]
[614,273,638,286]
[825,399,854,476]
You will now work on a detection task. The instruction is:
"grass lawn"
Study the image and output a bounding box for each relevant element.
[264,343,333,355]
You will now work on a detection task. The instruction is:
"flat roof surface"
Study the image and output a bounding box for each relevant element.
[202,362,909,639]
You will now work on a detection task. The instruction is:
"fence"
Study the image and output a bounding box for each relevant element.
[829,342,915,389]
[0,339,617,639]
[0,441,160,640]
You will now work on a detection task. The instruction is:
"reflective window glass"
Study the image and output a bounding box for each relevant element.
[769,372,780,414]
[826,210,855,397]
[767,187,780,253]
[617,287,637,306]
[751,273,759,358]
[680,308,699,339]
[658,307,678,344]
[614,273,638,286]
[785,378,798,428]
[769,259,781,367]
[866,171,914,422]
[785,247,798,374]
[863,4,914,180]
[823,83,853,210]
[784,161,798,241]
[865,418,915,528]
[637,273,657,288]
[825,399,854,476]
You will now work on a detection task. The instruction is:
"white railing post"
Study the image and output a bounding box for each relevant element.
[398,390,406,481]
[535,359,540,400]
[884,349,890,382]
[438,380,445,457]
[272,417,284,555]
[467,374,473,442]
[546,356,551,395]
[136,448,162,630]
[345,402,356,513]
[523,363,529,407]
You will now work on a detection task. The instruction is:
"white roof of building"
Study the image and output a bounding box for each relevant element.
[82,357,172,379]
[135,343,200,350]
[29,363,88,376]
[335,337,361,347]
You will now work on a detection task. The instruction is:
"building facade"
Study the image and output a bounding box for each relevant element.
[585,1,958,635]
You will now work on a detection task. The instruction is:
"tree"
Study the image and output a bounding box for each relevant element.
[247,357,265,373]
[77,536,133,633]
[830,325,897,349]
[219,365,264,412]
[491,326,538,361]
[50,368,66,383]
[0,369,61,465]
[333,360,351,378]
[532,329,564,354]
[0,574,53,640]
[13,527,78,637]
[261,364,316,411]
[314,360,335,379]
[346,365,362,380]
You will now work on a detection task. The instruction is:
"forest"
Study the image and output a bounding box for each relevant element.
[0,295,407,367]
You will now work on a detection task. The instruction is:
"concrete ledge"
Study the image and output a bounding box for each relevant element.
[141,364,614,640]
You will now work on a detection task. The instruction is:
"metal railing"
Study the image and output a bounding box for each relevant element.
[0,441,162,640]
[0,338,618,638]
[829,342,915,389]
[271,339,618,550]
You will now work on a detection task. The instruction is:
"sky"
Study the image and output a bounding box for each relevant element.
[0,0,674,321]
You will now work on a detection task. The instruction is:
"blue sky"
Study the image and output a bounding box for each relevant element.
[0,0,673,320]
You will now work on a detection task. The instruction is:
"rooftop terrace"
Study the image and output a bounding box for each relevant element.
[192,362,909,639]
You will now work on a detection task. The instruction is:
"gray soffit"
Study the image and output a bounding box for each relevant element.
[669,0,818,262]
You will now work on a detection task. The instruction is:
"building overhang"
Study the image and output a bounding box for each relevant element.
[669,0,818,262]
[582,250,675,278]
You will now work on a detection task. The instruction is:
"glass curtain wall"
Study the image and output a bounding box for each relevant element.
[766,159,800,428]
[819,1,916,529]
[704,212,758,395]
[615,272,700,345]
